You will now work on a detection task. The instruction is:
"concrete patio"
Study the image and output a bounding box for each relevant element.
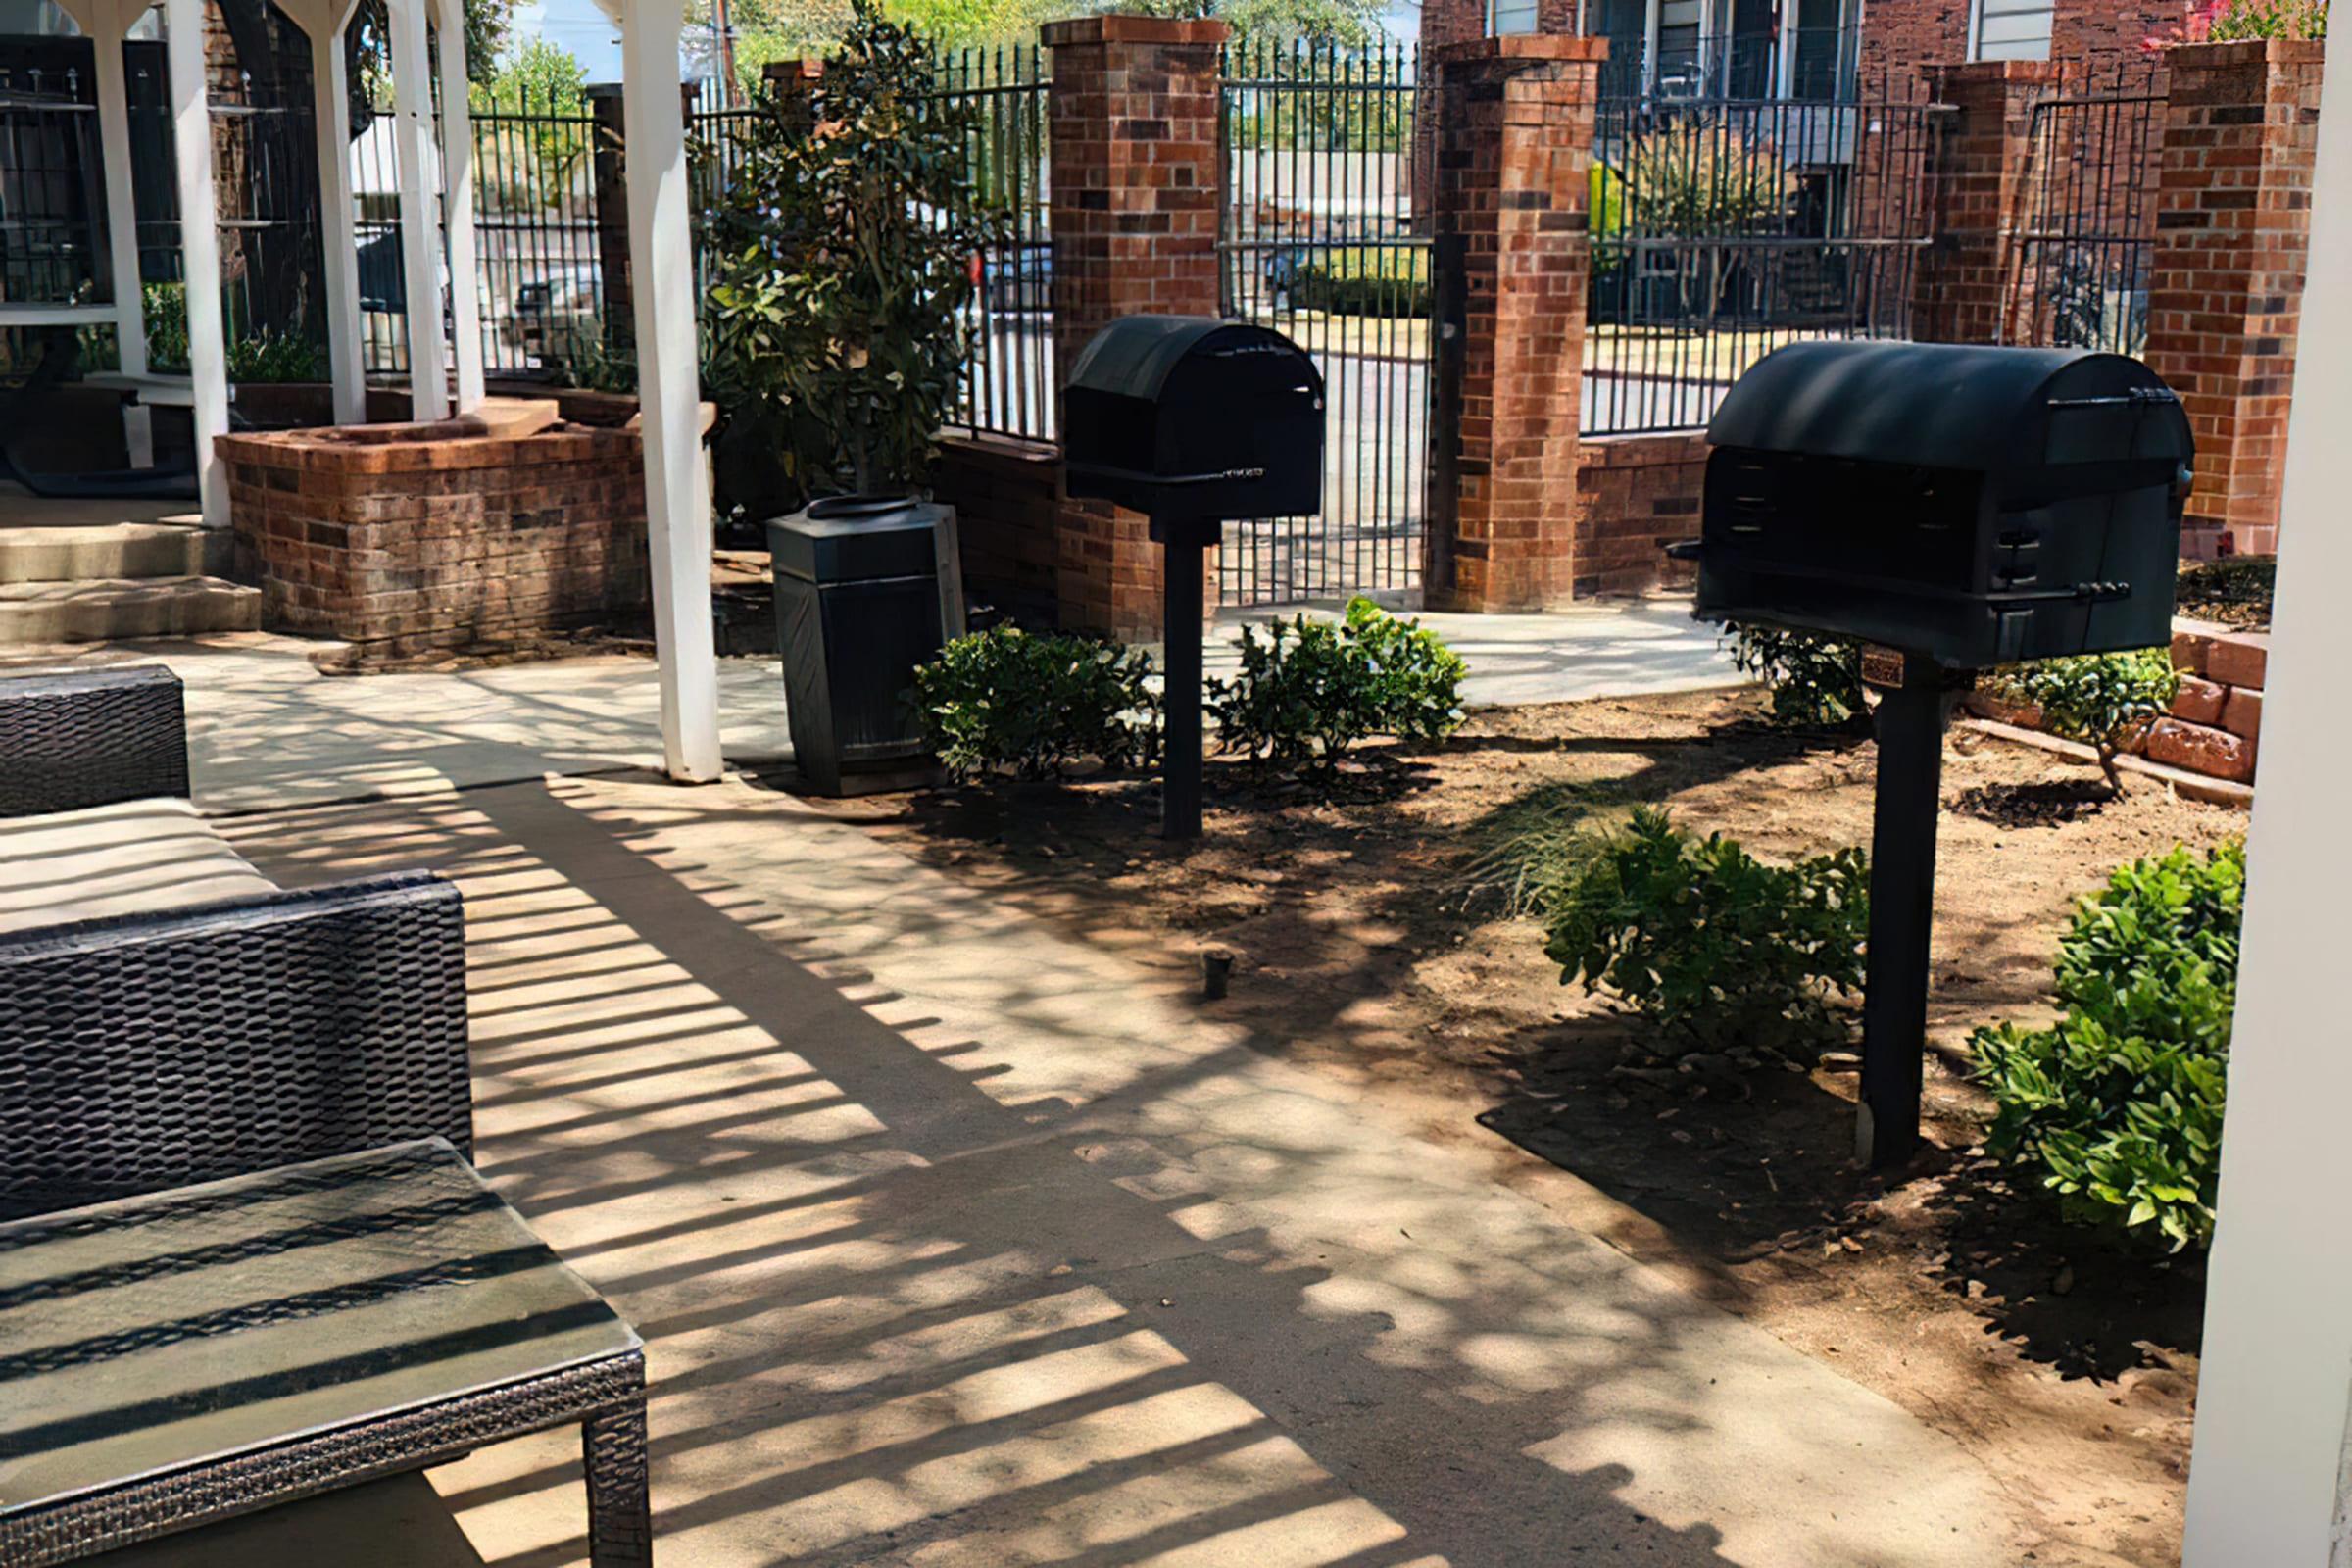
[0,608,2034,1567]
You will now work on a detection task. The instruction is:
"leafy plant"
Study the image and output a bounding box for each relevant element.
[1618,125,1795,320]
[1972,840,2245,1250]
[1980,650,2180,796]
[911,625,1160,780]
[702,0,1006,501]
[1294,247,1430,318]
[2146,0,2326,48]
[1725,623,1866,727]
[1208,597,1466,780]
[1545,807,1870,1060]
[138,282,326,383]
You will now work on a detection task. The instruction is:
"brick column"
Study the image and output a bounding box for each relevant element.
[2142,39,2325,560]
[1042,14,1228,641]
[1914,61,2069,346]
[1425,35,1607,612]
[587,84,634,355]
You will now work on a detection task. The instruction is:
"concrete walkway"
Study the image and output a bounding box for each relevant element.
[216,763,2017,1568]
[1,605,1736,812]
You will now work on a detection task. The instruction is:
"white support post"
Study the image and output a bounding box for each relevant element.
[163,0,229,525]
[313,8,368,424]
[1776,0,1799,98]
[2181,36,2352,1568]
[89,5,154,467]
[621,0,723,783]
[386,0,449,421]
[432,0,484,413]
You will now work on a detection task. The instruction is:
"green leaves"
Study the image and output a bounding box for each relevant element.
[911,626,1161,781]
[1981,650,2180,793]
[1206,598,1467,783]
[1971,840,2244,1250]
[1543,807,1870,1059]
[1723,624,1866,727]
[1293,248,1430,318]
[700,0,1008,499]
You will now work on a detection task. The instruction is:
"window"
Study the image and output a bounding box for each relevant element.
[1490,0,1540,34]
[1972,0,2054,60]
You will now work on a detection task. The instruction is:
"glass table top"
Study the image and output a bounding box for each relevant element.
[0,1139,638,1513]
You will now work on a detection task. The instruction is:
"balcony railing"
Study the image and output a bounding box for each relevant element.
[1594,24,1863,101]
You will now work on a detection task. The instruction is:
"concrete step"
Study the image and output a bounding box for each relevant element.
[0,576,262,643]
[0,516,228,584]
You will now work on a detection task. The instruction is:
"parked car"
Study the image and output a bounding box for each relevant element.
[502,266,604,368]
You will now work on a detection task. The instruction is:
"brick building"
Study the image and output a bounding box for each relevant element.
[1422,0,2195,97]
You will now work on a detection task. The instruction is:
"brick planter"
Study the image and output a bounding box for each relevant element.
[220,416,653,661]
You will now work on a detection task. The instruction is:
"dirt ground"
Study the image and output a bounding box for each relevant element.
[842,689,2244,1568]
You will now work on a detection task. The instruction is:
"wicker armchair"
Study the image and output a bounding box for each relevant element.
[0,664,471,1221]
[0,664,652,1567]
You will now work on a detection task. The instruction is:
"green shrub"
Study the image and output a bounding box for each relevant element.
[1725,624,1866,727]
[1981,649,2180,795]
[138,281,325,383]
[1208,597,1466,779]
[1544,806,1870,1060]
[1294,247,1431,318]
[1972,840,2245,1250]
[911,626,1160,781]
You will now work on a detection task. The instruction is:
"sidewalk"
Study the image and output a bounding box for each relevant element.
[1,603,1736,813]
[215,762,2016,1567]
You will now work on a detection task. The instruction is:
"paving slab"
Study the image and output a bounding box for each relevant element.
[222,771,2018,1568]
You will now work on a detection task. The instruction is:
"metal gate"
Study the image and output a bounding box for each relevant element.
[2010,62,2165,354]
[1216,39,1434,608]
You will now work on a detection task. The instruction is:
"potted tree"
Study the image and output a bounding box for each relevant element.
[704,0,1004,794]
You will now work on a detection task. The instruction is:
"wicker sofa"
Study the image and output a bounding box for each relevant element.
[0,663,652,1566]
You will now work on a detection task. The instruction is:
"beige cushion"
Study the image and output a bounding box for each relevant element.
[0,796,278,936]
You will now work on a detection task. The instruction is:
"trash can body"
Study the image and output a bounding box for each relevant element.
[768,495,956,796]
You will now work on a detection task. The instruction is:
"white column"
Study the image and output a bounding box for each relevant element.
[163,0,229,525]
[312,8,367,424]
[2181,37,2352,1568]
[89,5,154,466]
[385,0,449,420]
[432,0,484,413]
[1776,0,1798,98]
[621,0,722,783]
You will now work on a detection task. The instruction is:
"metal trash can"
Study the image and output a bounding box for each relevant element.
[768,494,961,797]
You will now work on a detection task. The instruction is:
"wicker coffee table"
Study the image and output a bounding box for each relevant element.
[0,1139,649,1567]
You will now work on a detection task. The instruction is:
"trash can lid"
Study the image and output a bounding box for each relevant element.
[768,495,946,584]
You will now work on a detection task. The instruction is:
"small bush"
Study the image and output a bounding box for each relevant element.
[1544,807,1870,1060]
[1972,840,2245,1250]
[911,626,1159,781]
[1208,597,1466,779]
[1725,624,1867,727]
[1294,248,1431,318]
[1980,649,2179,795]
[138,281,326,383]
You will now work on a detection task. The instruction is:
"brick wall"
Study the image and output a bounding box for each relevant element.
[1572,432,1706,596]
[1043,14,1228,641]
[220,422,652,661]
[933,433,1063,625]
[2141,39,2325,561]
[1426,34,1608,612]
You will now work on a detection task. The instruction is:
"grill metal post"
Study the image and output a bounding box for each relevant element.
[1159,531,1206,841]
[1857,651,1959,1167]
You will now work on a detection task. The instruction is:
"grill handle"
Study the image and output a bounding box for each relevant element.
[1663,539,1703,563]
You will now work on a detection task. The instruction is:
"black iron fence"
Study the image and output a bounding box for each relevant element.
[1217,38,1429,607]
[1584,72,1936,435]
[931,44,1052,441]
[0,59,99,312]
[2010,62,2166,355]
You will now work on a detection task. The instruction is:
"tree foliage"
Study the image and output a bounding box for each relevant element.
[1612,125,1794,319]
[703,0,1006,498]
[1981,650,2180,796]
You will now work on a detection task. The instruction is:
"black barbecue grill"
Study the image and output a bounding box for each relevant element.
[1681,341,2194,1168]
[1685,342,2194,667]
[1064,317,1327,839]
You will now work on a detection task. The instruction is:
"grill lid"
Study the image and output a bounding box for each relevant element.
[1065,316,1310,402]
[1706,341,2192,472]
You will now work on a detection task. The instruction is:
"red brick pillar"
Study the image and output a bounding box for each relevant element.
[1914,61,2069,346]
[1425,35,1607,612]
[1042,15,1228,640]
[2141,39,2325,561]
